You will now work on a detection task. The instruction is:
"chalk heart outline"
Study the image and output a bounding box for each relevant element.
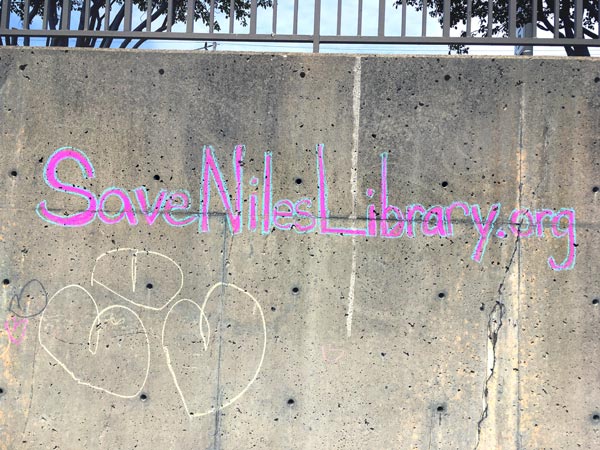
[38,284,151,399]
[161,282,267,418]
[90,248,184,311]
[4,316,29,345]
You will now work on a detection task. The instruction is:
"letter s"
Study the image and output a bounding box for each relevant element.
[36,147,97,227]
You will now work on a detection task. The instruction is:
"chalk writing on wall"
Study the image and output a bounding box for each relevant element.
[1,279,48,349]
[4,316,28,345]
[36,146,576,271]
[38,249,266,417]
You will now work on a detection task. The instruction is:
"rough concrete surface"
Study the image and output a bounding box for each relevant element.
[0,48,598,449]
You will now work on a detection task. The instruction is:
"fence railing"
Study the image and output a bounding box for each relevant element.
[0,0,599,52]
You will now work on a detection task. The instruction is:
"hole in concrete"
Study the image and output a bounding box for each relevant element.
[2,279,9,286]
[291,286,300,295]
[299,71,306,78]
[593,413,600,421]
[271,306,276,311]
[441,181,448,188]
[146,283,153,289]
[437,405,445,412]
[593,186,600,193]
[295,178,303,185]
[140,393,148,401]
[158,68,165,75]
[9,170,17,177]
[444,74,451,81]
[593,299,599,305]
[0,387,4,395]
[437,292,446,299]
[287,398,295,405]
[153,174,161,181]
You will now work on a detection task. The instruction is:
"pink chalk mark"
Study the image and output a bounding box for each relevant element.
[422,206,446,237]
[294,198,316,233]
[4,317,29,345]
[471,203,501,262]
[98,188,138,225]
[134,187,168,225]
[273,199,294,231]
[380,153,405,238]
[445,201,470,236]
[163,191,196,226]
[201,146,243,234]
[321,344,345,364]
[37,148,97,227]
[548,209,576,271]
[508,208,535,238]
[317,144,366,236]
[262,152,272,234]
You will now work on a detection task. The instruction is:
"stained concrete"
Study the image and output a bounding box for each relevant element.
[0,48,598,449]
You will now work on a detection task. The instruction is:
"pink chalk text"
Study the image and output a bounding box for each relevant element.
[36,146,576,271]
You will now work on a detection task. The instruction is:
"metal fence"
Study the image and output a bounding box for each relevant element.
[0,0,599,52]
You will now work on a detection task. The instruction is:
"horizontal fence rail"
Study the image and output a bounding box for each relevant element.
[0,0,599,52]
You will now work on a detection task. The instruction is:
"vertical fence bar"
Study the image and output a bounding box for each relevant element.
[24,0,30,29]
[442,0,450,37]
[466,0,472,34]
[43,0,49,29]
[0,0,8,31]
[574,0,582,38]
[209,0,214,33]
[186,0,194,33]
[167,0,173,31]
[509,0,516,37]
[104,0,110,31]
[61,0,71,29]
[421,0,427,36]
[146,0,152,31]
[250,0,257,34]
[531,0,537,37]
[84,0,91,30]
[125,0,132,31]
[272,0,277,34]
[293,0,298,34]
[313,0,320,52]
[553,0,559,38]
[487,0,493,37]
[24,0,30,44]
[336,0,342,35]
[401,0,406,36]
[357,0,362,36]
[378,0,385,36]
[229,0,235,33]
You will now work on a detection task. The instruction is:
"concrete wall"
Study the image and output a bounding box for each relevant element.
[0,48,598,450]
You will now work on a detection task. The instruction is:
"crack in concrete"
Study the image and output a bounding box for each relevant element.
[212,216,231,450]
[473,229,519,449]
[474,74,526,449]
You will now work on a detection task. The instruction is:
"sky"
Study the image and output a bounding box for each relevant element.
[5,0,600,56]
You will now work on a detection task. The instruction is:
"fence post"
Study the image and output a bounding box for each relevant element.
[313,0,321,53]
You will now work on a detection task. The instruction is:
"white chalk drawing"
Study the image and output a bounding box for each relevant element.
[91,248,184,311]
[38,285,151,398]
[38,249,266,416]
[162,283,266,417]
